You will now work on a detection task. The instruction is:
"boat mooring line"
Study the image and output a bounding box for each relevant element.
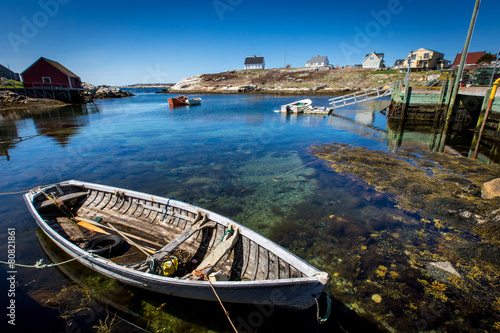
[272,160,320,181]
[0,254,89,269]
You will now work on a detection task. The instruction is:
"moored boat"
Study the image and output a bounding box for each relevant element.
[168,95,188,107]
[168,95,202,107]
[24,180,329,311]
[186,97,202,105]
[281,99,312,113]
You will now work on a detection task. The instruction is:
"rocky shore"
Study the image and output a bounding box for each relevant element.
[0,91,68,110]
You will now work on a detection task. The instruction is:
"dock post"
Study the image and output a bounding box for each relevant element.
[394,84,411,148]
[429,79,449,150]
[439,0,481,153]
[468,88,492,158]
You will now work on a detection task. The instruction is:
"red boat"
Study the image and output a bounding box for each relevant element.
[168,95,188,107]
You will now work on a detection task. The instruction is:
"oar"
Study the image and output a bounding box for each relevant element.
[106,223,154,256]
[73,217,162,248]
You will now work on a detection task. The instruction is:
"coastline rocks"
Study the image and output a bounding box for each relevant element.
[481,178,500,200]
[82,83,134,99]
[94,85,134,99]
[169,75,203,91]
[0,91,27,105]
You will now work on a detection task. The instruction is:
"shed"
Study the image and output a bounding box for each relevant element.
[21,57,82,88]
[0,64,21,81]
[244,56,265,70]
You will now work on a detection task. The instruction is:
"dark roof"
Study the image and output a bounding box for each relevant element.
[306,56,328,64]
[0,64,15,73]
[244,56,265,65]
[452,51,485,66]
[393,59,405,66]
[22,57,80,78]
[364,52,384,60]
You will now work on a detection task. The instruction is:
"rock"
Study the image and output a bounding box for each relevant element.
[93,85,134,99]
[482,178,500,200]
[371,294,382,303]
[426,261,461,283]
[0,91,27,104]
[169,75,203,91]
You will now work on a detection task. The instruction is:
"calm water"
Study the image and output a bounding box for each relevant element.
[0,91,418,332]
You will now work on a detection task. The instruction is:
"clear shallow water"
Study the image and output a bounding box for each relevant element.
[1,92,399,332]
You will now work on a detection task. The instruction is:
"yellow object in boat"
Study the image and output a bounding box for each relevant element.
[162,257,179,276]
[77,221,109,235]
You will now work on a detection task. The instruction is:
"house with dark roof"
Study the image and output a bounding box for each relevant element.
[452,51,485,67]
[306,56,329,68]
[393,59,405,70]
[362,51,384,69]
[21,57,82,88]
[244,56,265,70]
[0,64,20,81]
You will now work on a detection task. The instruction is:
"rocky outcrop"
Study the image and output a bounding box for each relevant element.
[0,91,27,105]
[0,91,68,110]
[169,75,203,91]
[82,83,135,99]
[482,178,500,200]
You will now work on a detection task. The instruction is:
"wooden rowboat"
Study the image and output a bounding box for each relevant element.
[24,180,329,310]
[168,95,188,107]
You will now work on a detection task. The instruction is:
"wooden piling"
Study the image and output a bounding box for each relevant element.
[468,88,492,158]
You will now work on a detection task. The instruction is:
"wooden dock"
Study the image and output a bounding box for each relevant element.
[329,84,393,109]
[388,79,500,161]
[0,82,92,103]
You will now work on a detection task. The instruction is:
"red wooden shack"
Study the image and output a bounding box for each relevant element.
[21,57,82,89]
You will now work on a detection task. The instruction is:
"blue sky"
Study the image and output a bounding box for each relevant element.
[1,0,499,86]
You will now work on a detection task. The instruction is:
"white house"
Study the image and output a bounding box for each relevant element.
[306,56,329,67]
[362,51,385,69]
[244,56,265,70]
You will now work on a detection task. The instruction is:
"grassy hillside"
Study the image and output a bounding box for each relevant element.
[199,67,441,90]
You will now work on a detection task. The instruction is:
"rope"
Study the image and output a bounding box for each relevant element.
[0,254,89,269]
[0,189,30,196]
[205,271,238,333]
[315,284,332,324]
[216,229,234,246]
[272,159,319,181]
[162,197,173,220]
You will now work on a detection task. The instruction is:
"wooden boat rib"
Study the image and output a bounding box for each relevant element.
[24,180,329,310]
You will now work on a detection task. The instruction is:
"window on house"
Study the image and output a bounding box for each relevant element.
[411,54,416,60]
[42,77,51,83]
[424,53,430,59]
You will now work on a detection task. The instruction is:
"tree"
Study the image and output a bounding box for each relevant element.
[476,52,495,64]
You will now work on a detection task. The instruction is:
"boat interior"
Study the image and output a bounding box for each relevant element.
[32,183,306,282]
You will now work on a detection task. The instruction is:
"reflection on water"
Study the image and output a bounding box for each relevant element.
[1,92,498,332]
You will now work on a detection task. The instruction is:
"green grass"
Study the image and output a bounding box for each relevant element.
[0,79,23,88]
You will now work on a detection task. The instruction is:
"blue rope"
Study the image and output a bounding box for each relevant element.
[316,283,332,324]
[162,197,173,220]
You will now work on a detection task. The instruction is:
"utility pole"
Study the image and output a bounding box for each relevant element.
[439,0,481,152]
[284,50,287,68]
[490,49,499,87]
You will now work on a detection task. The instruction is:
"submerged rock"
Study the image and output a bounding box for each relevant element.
[371,294,382,303]
[481,178,500,200]
[426,261,461,282]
